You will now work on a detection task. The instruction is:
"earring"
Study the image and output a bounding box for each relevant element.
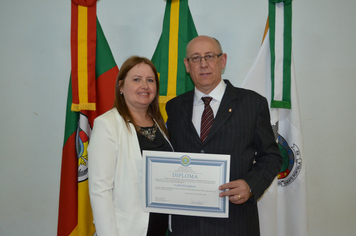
[120,92,123,95]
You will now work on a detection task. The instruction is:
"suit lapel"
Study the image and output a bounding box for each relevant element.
[204,80,239,144]
[180,91,201,143]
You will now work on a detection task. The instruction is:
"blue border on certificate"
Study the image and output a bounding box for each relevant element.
[145,155,228,214]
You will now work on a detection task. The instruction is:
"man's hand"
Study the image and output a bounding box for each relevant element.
[219,179,251,204]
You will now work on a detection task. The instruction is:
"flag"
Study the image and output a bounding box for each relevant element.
[242,2,308,236]
[57,19,118,236]
[151,0,198,121]
[268,0,292,109]
[70,0,98,111]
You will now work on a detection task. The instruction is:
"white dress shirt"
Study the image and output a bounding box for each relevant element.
[192,79,227,135]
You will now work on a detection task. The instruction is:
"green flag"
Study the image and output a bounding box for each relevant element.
[152,0,198,121]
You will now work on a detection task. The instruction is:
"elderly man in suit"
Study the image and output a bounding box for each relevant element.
[166,35,282,236]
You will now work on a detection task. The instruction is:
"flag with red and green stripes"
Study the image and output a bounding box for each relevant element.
[152,0,198,121]
[57,19,118,236]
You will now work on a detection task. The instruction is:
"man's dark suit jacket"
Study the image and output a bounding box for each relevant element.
[166,80,282,236]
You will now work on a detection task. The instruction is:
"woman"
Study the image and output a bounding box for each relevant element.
[88,56,172,236]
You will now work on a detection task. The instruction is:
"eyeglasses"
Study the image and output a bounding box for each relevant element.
[187,53,223,64]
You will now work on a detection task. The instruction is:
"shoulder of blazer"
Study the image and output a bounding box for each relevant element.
[94,108,136,136]
[166,89,194,111]
[95,108,120,128]
[223,79,266,102]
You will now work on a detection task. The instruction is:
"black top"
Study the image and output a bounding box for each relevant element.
[137,124,172,153]
[136,125,172,236]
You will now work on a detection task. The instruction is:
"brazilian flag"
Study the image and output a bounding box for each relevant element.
[152,0,198,121]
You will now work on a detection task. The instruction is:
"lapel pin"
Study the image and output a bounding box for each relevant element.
[229,108,232,112]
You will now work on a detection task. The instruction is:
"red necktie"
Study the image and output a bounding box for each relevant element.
[200,97,214,144]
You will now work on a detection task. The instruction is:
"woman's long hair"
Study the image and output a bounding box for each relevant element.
[113,56,168,138]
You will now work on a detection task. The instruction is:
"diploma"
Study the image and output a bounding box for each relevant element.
[142,150,230,218]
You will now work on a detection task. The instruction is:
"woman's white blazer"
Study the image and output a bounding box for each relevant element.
[88,108,170,236]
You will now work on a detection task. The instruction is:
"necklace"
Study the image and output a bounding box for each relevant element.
[137,123,157,141]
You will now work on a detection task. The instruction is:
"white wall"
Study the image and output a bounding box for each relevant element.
[0,0,355,235]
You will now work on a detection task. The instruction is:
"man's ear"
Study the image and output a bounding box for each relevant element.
[220,53,227,70]
[184,58,190,73]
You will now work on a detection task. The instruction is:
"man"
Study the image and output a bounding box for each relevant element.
[166,35,282,236]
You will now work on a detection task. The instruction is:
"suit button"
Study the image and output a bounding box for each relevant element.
[201,150,205,153]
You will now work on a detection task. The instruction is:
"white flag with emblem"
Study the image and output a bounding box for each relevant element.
[242,13,308,236]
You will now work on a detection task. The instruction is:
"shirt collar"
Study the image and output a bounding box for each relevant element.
[194,79,227,105]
